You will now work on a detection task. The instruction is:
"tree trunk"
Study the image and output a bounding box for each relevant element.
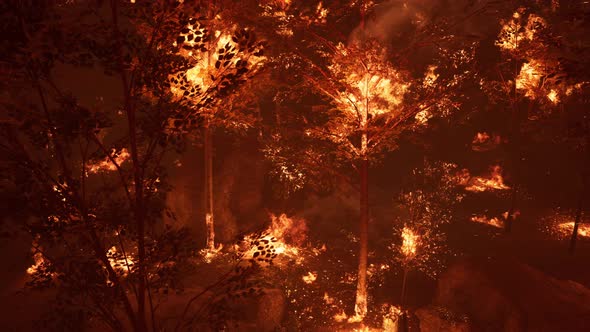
[569,178,586,254]
[398,267,409,332]
[505,187,517,233]
[354,156,369,319]
[400,267,408,308]
[570,129,590,253]
[204,121,215,250]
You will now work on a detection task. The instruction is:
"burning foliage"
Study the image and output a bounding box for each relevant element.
[496,9,547,51]
[167,15,266,132]
[88,148,130,174]
[460,165,510,192]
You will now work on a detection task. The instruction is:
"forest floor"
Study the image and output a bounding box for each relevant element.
[1,201,589,331]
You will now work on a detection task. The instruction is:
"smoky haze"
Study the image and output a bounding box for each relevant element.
[349,0,499,46]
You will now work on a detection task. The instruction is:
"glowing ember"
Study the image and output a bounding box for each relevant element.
[27,236,46,275]
[88,148,130,173]
[333,310,348,322]
[471,214,504,229]
[107,246,135,276]
[473,132,490,144]
[323,292,335,305]
[302,271,317,284]
[547,89,559,104]
[401,227,418,258]
[315,2,328,23]
[423,65,439,87]
[516,60,543,98]
[464,165,510,192]
[382,304,402,331]
[199,244,223,263]
[26,250,45,275]
[472,132,501,151]
[415,109,432,124]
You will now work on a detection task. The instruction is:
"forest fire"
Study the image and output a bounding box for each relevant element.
[4,1,590,331]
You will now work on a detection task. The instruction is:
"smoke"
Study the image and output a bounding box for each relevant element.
[349,0,498,46]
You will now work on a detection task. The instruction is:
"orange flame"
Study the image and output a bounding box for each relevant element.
[464,165,510,192]
[302,271,317,284]
[472,132,501,151]
[107,246,135,276]
[238,213,309,266]
[496,10,546,51]
[516,60,543,98]
[88,148,130,173]
[26,251,45,275]
[401,227,418,258]
[470,215,504,229]
[556,222,590,238]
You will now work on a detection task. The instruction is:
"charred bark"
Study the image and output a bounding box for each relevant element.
[204,121,215,250]
[354,157,369,318]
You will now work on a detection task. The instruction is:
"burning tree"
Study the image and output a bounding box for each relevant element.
[393,161,464,298]
[480,3,575,232]
[0,1,236,330]
[266,32,474,319]
[539,1,590,253]
[167,5,266,250]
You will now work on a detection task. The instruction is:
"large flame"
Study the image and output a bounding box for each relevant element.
[327,43,409,121]
[516,60,543,98]
[236,213,310,266]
